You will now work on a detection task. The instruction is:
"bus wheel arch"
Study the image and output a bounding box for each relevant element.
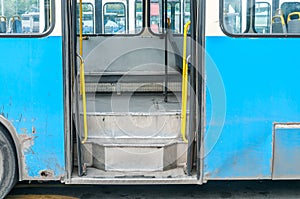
[0,116,24,196]
[0,122,19,198]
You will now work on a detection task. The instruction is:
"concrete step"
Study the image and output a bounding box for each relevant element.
[85,82,182,93]
[79,93,185,139]
[76,92,189,172]
[82,71,182,93]
[81,111,182,139]
[81,138,187,172]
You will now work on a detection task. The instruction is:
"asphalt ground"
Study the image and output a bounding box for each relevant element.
[6,180,300,199]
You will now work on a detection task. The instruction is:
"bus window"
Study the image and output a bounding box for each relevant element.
[168,2,182,33]
[184,0,190,27]
[223,0,247,34]
[103,3,126,34]
[77,0,142,35]
[135,0,143,33]
[254,2,271,33]
[77,3,94,34]
[0,0,52,34]
[150,1,160,33]
[222,0,300,36]
[174,3,181,32]
[150,0,190,34]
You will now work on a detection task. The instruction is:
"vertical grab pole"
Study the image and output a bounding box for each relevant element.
[79,0,88,144]
[164,0,169,103]
[181,21,191,143]
[79,0,83,95]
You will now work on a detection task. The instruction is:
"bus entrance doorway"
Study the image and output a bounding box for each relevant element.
[72,0,201,183]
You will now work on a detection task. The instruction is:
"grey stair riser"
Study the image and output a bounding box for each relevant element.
[92,143,178,172]
[84,73,181,83]
[85,82,182,93]
[81,70,182,93]
[80,114,182,139]
[74,141,188,170]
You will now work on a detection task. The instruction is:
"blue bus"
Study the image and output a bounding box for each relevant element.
[1,0,300,197]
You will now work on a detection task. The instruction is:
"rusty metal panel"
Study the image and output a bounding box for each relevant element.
[272,124,300,179]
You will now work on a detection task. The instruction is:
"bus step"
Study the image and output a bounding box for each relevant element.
[81,138,186,172]
[81,71,182,93]
[84,81,182,93]
[80,111,181,139]
[79,93,184,138]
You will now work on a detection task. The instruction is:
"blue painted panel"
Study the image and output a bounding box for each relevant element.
[273,125,300,179]
[0,36,64,179]
[204,36,300,179]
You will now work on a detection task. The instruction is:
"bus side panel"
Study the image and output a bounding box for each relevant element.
[273,125,300,179]
[0,36,65,180]
[204,36,300,179]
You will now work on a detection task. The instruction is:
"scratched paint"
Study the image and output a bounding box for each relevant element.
[18,134,35,153]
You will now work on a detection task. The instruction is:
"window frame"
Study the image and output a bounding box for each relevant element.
[148,0,168,35]
[254,1,271,34]
[148,0,191,36]
[80,0,145,37]
[103,2,127,34]
[77,2,95,34]
[0,0,55,38]
[220,0,300,38]
[134,0,144,33]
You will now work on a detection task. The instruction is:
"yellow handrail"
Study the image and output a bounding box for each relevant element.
[79,0,88,144]
[180,21,191,143]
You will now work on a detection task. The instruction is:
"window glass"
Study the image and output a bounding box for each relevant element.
[254,2,271,33]
[77,0,143,35]
[0,0,52,34]
[150,0,191,34]
[174,3,181,32]
[150,1,160,33]
[103,3,126,34]
[184,0,190,26]
[223,0,247,34]
[168,2,182,33]
[135,0,143,33]
[77,3,94,34]
[222,0,300,35]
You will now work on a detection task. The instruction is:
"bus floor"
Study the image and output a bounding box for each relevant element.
[80,92,183,113]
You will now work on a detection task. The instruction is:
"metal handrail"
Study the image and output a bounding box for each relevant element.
[79,0,88,144]
[180,21,191,143]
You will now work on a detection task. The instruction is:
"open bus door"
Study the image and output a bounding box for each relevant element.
[72,0,205,183]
